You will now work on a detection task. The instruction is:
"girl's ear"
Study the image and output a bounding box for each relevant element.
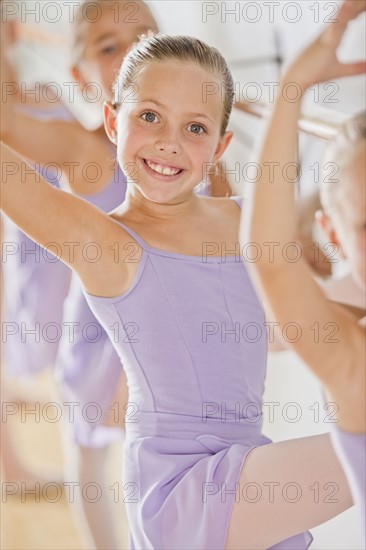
[213,131,233,162]
[103,101,118,145]
[315,209,346,259]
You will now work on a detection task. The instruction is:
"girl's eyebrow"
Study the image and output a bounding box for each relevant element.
[93,32,118,45]
[189,113,215,124]
[139,99,215,123]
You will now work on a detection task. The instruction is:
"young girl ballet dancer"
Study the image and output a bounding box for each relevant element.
[242,0,365,540]
[3,4,232,547]
[2,6,362,547]
[1,0,220,440]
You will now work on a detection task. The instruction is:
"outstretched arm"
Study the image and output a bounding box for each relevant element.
[240,0,366,421]
[1,142,126,295]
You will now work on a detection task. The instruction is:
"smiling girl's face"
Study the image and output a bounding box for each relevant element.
[72,1,158,101]
[105,60,232,204]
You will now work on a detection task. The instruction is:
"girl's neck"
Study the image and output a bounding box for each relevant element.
[120,189,203,224]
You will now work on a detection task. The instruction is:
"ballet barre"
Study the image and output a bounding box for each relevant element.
[234,100,350,140]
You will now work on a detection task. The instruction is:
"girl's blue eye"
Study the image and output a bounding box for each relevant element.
[142,112,158,123]
[188,123,205,135]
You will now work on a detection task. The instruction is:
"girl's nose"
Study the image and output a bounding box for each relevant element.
[156,144,179,155]
[154,128,182,156]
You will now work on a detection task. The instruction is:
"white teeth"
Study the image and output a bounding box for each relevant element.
[146,160,181,176]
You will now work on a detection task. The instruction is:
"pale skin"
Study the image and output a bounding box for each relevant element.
[1,50,355,550]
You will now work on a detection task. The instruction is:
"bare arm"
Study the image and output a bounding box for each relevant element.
[240,1,366,418]
[0,142,129,296]
[2,111,81,165]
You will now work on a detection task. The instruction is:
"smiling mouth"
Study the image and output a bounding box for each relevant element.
[143,159,184,177]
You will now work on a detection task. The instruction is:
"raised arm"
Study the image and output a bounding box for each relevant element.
[1,142,129,296]
[0,16,69,165]
[0,17,114,190]
[241,1,366,389]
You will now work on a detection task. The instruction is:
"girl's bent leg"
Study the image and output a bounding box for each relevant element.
[225,433,353,550]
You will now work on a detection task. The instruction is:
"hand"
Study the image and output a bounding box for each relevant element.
[209,161,233,197]
[284,0,366,90]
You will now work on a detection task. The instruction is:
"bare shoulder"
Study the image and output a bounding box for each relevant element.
[77,208,143,299]
[197,195,243,217]
[194,196,243,249]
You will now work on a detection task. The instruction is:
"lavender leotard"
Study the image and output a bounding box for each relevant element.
[84,196,313,549]
[56,167,209,447]
[330,428,366,539]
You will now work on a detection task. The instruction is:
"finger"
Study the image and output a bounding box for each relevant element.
[320,20,349,49]
[321,0,365,47]
[339,0,366,19]
[338,61,366,78]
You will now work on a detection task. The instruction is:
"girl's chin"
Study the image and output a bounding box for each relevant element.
[132,182,195,203]
[143,191,184,204]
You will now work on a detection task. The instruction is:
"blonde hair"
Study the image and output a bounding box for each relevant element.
[113,34,234,136]
[321,111,366,214]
